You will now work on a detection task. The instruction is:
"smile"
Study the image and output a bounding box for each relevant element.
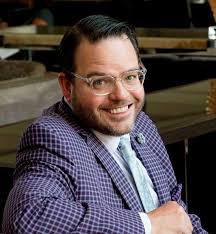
[109,105,131,114]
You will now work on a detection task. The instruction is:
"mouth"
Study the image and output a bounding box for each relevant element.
[106,104,133,114]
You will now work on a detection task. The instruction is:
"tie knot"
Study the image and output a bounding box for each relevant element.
[118,136,134,160]
[118,136,131,149]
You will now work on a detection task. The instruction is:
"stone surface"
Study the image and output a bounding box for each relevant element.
[0,71,61,127]
[0,60,46,88]
[0,61,61,166]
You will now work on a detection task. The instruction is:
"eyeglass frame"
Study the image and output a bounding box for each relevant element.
[68,67,147,96]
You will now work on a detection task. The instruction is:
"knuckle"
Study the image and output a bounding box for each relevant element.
[177,204,185,213]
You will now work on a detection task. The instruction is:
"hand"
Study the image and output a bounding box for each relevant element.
[147,201,193,234]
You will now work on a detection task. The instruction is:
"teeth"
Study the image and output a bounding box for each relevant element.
[110,106,128,114]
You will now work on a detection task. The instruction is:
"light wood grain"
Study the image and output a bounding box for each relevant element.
[209,0,216,21]
[3,34,62,46]
[137,37,207,49]
[0,26,208,49]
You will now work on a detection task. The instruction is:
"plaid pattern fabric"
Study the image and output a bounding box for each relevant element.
[2,99,207,233]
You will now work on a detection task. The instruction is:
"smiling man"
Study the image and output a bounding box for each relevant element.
[60,35,144,136]
[2,15,207,234]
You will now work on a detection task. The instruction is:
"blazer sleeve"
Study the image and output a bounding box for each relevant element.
[2,122,145,234]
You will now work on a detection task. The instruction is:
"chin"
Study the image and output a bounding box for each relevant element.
[99,123,134,136]
[107,118,135,135]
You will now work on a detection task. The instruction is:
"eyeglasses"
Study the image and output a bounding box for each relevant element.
[70,68,147,96]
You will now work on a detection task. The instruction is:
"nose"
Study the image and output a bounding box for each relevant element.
[108,79,129,100]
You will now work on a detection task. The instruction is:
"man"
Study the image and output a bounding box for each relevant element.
[2,15,207,233]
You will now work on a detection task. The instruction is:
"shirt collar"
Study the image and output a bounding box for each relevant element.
[92,130,130,153]
[64,96,70,107]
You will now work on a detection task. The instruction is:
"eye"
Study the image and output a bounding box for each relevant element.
[92,77,109,89]
[94,79,104,86]
[125,75,137,81]
[124,72,139,84]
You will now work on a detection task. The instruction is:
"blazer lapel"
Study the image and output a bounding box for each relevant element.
[86,134,143,212]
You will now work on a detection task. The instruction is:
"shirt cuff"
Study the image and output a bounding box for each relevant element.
[139,212,152,234]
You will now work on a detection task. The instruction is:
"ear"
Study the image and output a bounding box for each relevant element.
[58,72,73,103]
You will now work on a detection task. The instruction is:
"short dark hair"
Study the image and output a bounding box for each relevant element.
[59,14,140,74]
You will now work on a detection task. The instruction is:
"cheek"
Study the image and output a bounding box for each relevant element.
[87,97,106,111]
[74,86,104,110]
[132,88,145,102]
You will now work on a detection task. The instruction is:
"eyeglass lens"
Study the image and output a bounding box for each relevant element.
[91,70,145,95]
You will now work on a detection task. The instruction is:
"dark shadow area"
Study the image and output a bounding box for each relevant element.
[0,0,194,28]
[164,133,215,233]
[187,132,215,234]
[141,54,216,92]
[166,141,186,203]
[0,168,14,232]
[191,1,215,27]
[52,1,113,26]
[114,0,192,28]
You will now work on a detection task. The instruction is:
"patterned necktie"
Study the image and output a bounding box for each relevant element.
[118,136,156,212]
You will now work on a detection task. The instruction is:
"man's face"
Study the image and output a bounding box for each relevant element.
[69,35,145,136]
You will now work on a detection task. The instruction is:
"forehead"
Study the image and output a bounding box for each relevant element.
[74,35,139,73]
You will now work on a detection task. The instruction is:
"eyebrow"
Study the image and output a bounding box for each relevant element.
[86,67,140,78]
[86,72,107,78]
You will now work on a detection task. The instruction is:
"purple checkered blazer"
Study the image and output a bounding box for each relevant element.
[3,99,207,233]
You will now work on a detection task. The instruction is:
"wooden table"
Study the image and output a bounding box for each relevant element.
[146,80,216,144]
[0,25,209,50]
[136,27,208,50]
